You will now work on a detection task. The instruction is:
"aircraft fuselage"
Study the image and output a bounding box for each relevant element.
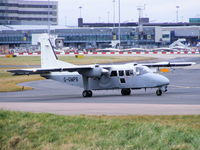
[42,65,169,91]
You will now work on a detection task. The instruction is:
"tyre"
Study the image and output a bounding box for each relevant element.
[82,90,93,97]
[121,88,131,96]
[156,89,162,96]
[88,90,93,97]
[82,90,88,97]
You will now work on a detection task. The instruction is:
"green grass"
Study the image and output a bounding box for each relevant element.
[59,56,154,65]
[0,68,44,92]
[0,56,154,65]
[0,56,40,66]
[0,110,200,150]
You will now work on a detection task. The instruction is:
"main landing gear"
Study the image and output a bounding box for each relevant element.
[82,90,93,97]
[121,88,131,96]
[156,86,168,96]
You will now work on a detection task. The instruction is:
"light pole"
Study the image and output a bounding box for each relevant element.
[79,6,82,18]
[118,0,121,48]
[137,5,145,24]
[65,16,67,26]
[137,7,142,20]
[176,6,180,22]
[48,0,50,35]
[107,11,110,23]
[113,0,116,27]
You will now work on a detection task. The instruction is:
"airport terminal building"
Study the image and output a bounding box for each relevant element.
[0,0,58,25]
[0,25,200,50]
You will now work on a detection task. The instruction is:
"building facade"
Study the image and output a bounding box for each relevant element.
[0,26,157,49]
[189,18,200,23]
[0,0,58,25]
[0,25,200,49]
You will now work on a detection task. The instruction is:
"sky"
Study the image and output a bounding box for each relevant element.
[37,0,200,26]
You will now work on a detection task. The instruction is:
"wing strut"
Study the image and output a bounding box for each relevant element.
[82,75,89,90]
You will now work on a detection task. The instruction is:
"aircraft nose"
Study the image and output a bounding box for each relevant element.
[155,74,170,86]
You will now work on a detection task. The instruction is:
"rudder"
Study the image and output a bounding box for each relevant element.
[39,34,75,68]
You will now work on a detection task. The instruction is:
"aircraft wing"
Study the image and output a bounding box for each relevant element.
[7,66,93,75]
[8,65,111,76]
[141,62,196,68]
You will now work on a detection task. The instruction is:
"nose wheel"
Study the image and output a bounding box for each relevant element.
[156,86,167,96]
[156,89,162,96]
[82,90,93,97]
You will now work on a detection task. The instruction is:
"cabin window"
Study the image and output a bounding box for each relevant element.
[119,70,124,76]
[130,70,134,75]
[110,70,117,77]
[125,70,130,76]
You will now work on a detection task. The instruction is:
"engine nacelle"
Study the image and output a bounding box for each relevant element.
[79,66,109,78]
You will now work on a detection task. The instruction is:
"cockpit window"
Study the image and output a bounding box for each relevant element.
[125,70,134,76]
[136,66,150,75]
[130,70,134,75]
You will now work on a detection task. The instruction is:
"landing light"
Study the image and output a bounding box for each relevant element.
[159,68,170,72]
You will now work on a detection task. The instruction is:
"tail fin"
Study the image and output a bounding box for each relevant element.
[40,34,75,68]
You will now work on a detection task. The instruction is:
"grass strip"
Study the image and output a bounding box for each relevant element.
[0,56,154,66]
[0,110,200,150]
[59,56,154,65]
[0,68,43,92]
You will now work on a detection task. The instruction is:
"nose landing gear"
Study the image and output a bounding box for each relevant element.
[156,89,162,96]
[156,86,168,96]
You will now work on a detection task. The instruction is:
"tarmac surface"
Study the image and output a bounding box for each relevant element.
[0,56,200,115]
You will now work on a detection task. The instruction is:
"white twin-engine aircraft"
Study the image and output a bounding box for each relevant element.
[8,34,195,97]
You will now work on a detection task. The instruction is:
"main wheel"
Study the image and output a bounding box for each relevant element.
[88,90,93,97]
[82,90,93,97]
[156,89,162,96]
[82,90,88,97]
[121,88,131,96]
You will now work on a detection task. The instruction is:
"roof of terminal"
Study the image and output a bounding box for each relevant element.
[0,25,136,32]
[0,25,70,31]
[0,25,200,32]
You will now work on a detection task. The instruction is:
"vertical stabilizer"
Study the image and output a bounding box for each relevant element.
[40,34,75,68]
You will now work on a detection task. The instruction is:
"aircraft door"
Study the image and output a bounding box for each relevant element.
[118,70,126,88]
[125,69,134,87]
